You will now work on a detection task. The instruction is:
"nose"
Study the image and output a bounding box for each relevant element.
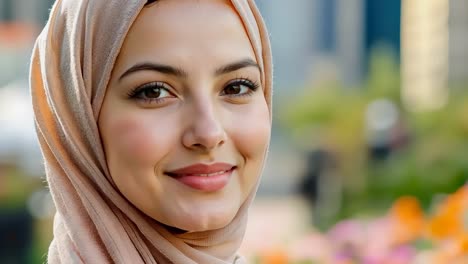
[182,103,226,152]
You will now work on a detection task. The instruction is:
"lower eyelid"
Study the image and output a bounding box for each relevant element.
[134,96,178,107]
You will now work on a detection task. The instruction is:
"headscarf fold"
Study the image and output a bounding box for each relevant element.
[30,0,272,263]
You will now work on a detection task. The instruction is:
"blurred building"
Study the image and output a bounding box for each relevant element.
[257,0,467,89]
[401,0,449,112]
[449,0,468,84]
[0,0,54,25]
[256,0,401,92]
[0,0,55,85]
[401,0,468,111]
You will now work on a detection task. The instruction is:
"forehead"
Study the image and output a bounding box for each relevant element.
[115,0,255,70]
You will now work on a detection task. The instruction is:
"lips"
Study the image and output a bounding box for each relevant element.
[165,163,236,191]
[166,163,236,177]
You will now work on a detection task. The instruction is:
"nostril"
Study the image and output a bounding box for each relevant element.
[191,140,224,150]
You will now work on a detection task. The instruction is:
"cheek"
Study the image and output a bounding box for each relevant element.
[101,113,174,167]
[228,101,271,161]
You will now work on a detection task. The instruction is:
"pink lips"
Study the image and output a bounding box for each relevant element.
[166,163,236,192]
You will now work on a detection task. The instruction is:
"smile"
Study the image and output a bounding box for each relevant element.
[165,163,236,192]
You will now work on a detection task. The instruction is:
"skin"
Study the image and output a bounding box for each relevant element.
[98,0,271,232]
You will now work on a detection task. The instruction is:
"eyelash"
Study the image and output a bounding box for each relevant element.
[127,77,260,104]
[126,81,172,104]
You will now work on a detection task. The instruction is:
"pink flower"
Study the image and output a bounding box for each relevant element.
[328,220,366,254]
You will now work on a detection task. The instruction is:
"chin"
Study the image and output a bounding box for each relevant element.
[172,205,239,232]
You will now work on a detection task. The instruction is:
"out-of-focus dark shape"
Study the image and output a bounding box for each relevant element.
[0,209,33,264]
[299,148,343,228]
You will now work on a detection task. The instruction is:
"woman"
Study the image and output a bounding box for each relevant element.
[30,0,272,263]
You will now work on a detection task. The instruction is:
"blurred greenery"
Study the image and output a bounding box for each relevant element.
[0,165,49,263]
[0,166,33,209]
[280,47,468,228]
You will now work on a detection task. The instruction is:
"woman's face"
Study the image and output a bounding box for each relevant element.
[98,0,270,232]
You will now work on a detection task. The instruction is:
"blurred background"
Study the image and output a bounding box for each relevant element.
[1,0,468,263]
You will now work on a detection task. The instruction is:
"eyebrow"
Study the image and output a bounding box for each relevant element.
[214,58,260,75]
[118,58,260,82]
[119,63,188,81]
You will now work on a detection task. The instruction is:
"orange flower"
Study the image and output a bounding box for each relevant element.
[454,233,468,255]
[389,196,425,244]
[427,185,468,241]
[427,213,460,240]
[260,248,289,264]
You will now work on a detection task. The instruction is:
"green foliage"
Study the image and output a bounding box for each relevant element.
[280,47,468,224]
[0,167,33,209]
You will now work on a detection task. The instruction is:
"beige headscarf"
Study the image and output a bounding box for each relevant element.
[30,0,272,263]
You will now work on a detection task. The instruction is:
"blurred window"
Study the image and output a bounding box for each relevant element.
[365,0,401,56]
[318,0,336,52]
[1,0,13,21]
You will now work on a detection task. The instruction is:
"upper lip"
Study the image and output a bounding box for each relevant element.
[166,162,236,176]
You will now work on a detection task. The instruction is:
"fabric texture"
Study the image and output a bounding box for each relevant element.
[29,0,272,263]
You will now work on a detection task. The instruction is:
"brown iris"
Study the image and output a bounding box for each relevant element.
[143,87,162,98]
[223,84,242,95]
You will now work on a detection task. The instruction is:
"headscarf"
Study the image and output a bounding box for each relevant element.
[29,0,272,263]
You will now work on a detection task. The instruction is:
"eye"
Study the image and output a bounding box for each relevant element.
[127,82,175,103]
[221,78,260,97]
